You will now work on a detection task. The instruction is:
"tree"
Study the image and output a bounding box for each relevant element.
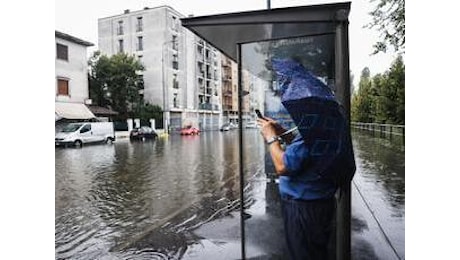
[351,57,404,124]
[374,73,395,123]
[351,67,375,122]
[88,52,145,119]
[388,56,405,124]
[367,0,405,54]
[88,51,111,108]
[137,103,164,128]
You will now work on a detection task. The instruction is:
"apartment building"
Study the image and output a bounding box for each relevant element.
[55,31,94,104]
[98,6,222,131]
[221,54,258,124]
[220,54,257,125]
[221,55,235,123]
[55,31,96,125]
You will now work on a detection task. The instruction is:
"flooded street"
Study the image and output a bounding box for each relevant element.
[55,130,404,259]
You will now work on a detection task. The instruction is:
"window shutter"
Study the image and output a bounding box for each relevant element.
[57,79,69,95]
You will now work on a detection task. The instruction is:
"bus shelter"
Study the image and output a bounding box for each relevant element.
[182,3,353,259]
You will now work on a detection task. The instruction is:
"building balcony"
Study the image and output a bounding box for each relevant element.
[172,81,179,89]
[222,104,233,111]
[222,76,232,81]
[199,103,213,110]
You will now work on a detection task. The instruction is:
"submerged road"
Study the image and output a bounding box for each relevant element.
[55,129,404,259]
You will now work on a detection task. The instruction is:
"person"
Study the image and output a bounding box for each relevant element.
[257,116,337,260]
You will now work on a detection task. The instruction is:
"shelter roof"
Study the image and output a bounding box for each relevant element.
[181,2,350,61]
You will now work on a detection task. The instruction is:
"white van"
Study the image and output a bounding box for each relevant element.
[55,122,115,147]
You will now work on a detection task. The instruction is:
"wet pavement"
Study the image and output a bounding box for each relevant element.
[55,129,404,259]
[350,131,405,260]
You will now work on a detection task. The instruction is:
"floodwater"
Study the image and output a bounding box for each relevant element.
[55,129,405,260]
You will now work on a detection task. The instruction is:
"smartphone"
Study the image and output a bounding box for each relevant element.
[255,109,266,120]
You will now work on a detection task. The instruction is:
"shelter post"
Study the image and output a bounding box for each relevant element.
[237,43,246,259]
[335,10,352,260]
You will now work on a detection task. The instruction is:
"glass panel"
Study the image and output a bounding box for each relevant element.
[190,22,335,61]
[240,34,335,258]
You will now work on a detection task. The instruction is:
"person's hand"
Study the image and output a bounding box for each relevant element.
[259,117,286,134]
[257,117,282,141]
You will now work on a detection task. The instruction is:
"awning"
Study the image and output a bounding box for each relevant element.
[86,105,118,116]
[55,102,96,120]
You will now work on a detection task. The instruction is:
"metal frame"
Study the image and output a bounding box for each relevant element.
[335,16,352,260]
[182,4,352,259]
[181,2,350,62]
[237,43,246,259]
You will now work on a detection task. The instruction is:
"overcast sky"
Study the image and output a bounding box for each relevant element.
[56,0,400,85]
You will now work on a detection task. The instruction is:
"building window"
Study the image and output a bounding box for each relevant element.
[117,21,124,35]
[172,35,178,50]
[137,36,143,51]
[118,39,124,53]
[172,74,179,89]
[172,54,178,70]
[198,62,204,77]
[56,43,68,61]
[171,16,178,31]
[57,78,69,96]
[197,45,203,54]
[136,17,143,32]
[173,93,178,108]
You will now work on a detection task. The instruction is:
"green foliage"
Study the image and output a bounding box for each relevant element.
[88,52,145,119]
[390,56,405,124]
[351,67,374,122]
[367,0,405,54]
[136,103,163,123]
[351,56,405,124]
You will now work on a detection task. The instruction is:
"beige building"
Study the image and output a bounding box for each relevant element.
[55,31,94,104]
[221,54,254,125]
[55,31,96,125]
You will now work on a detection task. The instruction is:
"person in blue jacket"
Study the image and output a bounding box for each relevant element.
[257,116,337,260]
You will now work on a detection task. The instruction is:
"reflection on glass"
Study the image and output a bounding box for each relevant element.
[242,34,335,174]
[240,34,337,257]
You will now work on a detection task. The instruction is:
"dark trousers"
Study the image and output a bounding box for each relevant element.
[281,195,335,260]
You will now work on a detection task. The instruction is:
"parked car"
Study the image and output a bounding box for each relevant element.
[130,126,158,141]
[180,126,200,135]
[220,122,238,131]
[220,123,231,131]
[55,122,115,147]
